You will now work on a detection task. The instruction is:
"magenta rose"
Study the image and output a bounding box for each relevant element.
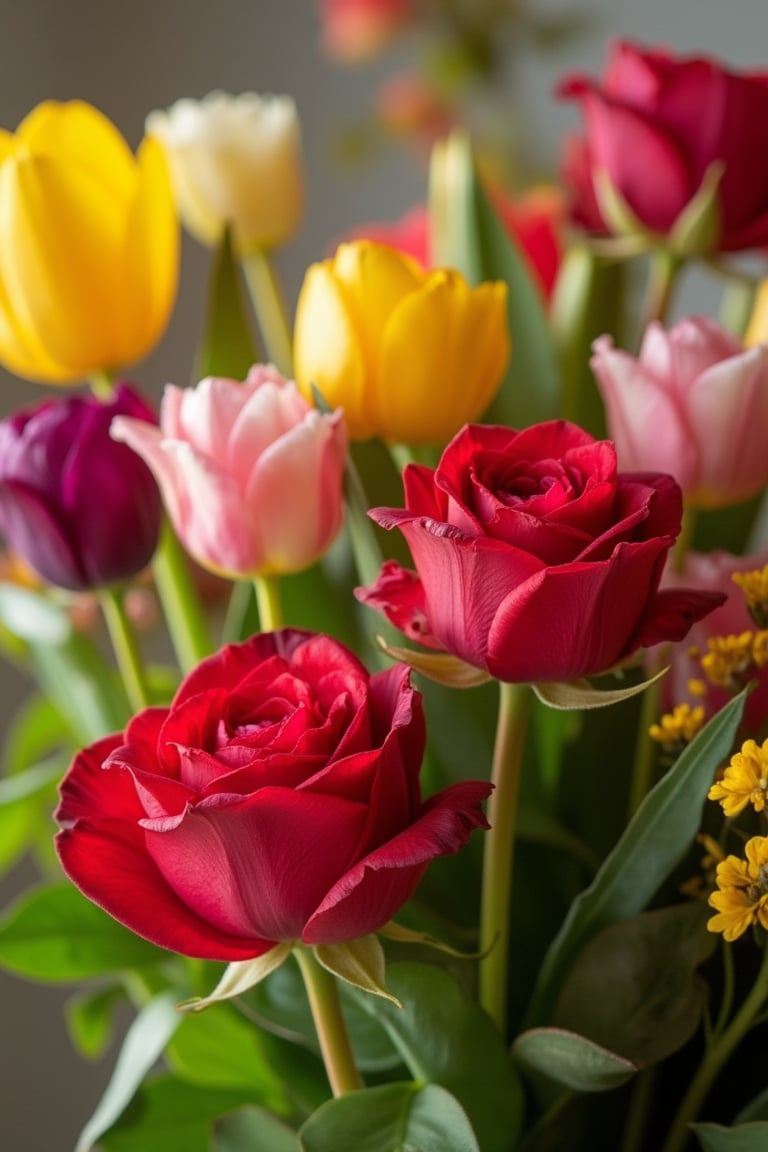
[558,41,768,252]
[357,421,724,684]
[56,630,490,960]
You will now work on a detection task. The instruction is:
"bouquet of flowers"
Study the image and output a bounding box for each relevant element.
[2,34,768,1152]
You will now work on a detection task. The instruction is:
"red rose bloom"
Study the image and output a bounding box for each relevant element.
[55,630,490,960]
[357,421,724,683]
[559,41,768,252]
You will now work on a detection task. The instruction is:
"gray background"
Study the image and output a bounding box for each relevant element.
[0,1,766,1149]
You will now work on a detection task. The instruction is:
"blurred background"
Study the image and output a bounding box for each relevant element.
[0,0,766,1148]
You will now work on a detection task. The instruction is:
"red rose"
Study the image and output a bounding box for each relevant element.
[357,421,724,683]
[558,41,768,252]
[56,630,490,960]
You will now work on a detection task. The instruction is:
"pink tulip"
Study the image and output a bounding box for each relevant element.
[111,366,347,579]
[592,318,768,509]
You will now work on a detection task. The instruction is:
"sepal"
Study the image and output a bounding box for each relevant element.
[376,636,491,688]
[532,665,668,710]
[178,942,293,1012]
[314,935,402,1006]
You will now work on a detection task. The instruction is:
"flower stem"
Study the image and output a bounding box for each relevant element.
[243,250,294,376]
[627,675,663,818]
[151,520,212,674]
[294,947,363,1097]
[254,574,283,631]
[643,250,682,329]
[662,941,768,1152]
[478,680,531,1034]
[99,587,150,713]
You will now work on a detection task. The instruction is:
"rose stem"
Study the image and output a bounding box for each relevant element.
[152,519,213,673]
[661,940,768,1152]
[242,250,294,377]
[294,947,363,1097]
[478,680,532,1034]
[253,573,283,632]
[99,587,151,713]
[642,249,682,329]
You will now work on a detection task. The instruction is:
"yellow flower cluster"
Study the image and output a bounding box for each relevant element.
[708,836,768,941]
[697,630,768,691]
[708,737,768,818]
[732,564,768,628]
[649,702,705,751]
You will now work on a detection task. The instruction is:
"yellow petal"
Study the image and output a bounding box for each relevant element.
[294,261,371,437]
[378,270,509,444]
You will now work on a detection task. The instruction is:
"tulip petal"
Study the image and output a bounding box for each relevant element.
[0,478,87,589]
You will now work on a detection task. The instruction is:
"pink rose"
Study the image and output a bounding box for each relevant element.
[111,366,347,579]
[559,41,768,252]
[56,630,491,960]
[357,421,724,683]
[592,318,768,509]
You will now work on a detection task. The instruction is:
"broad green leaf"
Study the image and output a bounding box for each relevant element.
[30,633,129,743]
[299,1082,480,1152]
[350,962,524,1152]
[0,883,165,980]
[3,692,72,774]
[430,132,560,429]
[213,1106,300,1152]
[97,1077,256,1152]
[76,993,182,1152]
[527,689,746,1024]
[512,1027,636,1092]
[194,225,258,381]
[552,901,716,1066]
[66,985,124,1060]
[0,757,64,874]
[692,1123,768,1151]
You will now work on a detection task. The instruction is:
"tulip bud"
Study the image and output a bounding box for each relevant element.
[0,101,178,384]
[293,240,509,444]
[146,92,305,253]
[0,385,163,591]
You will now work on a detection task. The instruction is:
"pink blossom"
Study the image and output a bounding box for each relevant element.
[111,366,347,579]
[319,0,415,62]
[592,317,768,509]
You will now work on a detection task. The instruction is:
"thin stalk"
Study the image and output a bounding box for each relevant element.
[642,250,682,329]
[151,520,212,674]
[254,573,283,632]
[294,947,362,1097]
[222,580,255,645]
[242,250,293,376]
[662,942,768,1152]
[88,371,115,399]
[620,1066,656,1152]
[478,680,532,1033]
[100,587,150,713]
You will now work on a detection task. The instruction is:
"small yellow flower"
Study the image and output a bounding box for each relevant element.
[699,631,768,691]
[0,101,178,384]
[732,565,768,628]
[649,702,705,750]
[293,240,510,444]
[707,836,768,941]
[708,738,768,817]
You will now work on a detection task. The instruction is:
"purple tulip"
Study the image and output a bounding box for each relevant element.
[0,384,163,591]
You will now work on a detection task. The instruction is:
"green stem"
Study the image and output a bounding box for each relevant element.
[151,520,212,674]
[254,574,283,631]
[642,250,682,329]
[662,942,768,1152]
[620,1066,656,1152]
[242,250,294,377]
[222,580,255,645]
[478,681,531,1034]
[88,371,115,399]
[99,587,150,713]
[627,675,663,818]
[294,947,363,1097]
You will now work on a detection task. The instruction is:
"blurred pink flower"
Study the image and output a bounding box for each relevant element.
[592,317,768,509]
[111,366,347,580]
[319,0,415,62]
[375,74,455,147]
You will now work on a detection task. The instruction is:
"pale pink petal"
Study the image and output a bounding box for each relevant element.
[175,376,252,458]
[227,378,311,486]
[111,415,191,532]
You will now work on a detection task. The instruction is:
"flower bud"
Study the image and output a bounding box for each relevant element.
[0,385,163,591]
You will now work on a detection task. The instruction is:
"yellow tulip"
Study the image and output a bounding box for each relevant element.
[0,100,178,384]
[293,241,510,444]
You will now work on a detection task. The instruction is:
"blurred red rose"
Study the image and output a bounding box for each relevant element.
[559,41,768,252]
[56,630,490,960]
[357,421,724,683]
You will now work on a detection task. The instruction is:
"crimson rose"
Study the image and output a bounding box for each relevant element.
[357,421,723,684]
[559,41,768,252]
[56,630,490,960]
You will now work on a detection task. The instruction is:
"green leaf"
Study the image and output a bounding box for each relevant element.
[299,1082,480,1152]
[0,757,64,874]
[430,132,560,429]
[512,1027,636,1092]
[66,985,124,1060]
[0,581,73,643]
[97,1077,256,1152]
[737,1086,768,1123]
[552,901,716,1066]
[30,632,129,743]
[527,688,746,1025]
[76,992,182,1152]
[350,962,524,1152]
[0,883,166,980]
[3,692,72,774]
[692,1123,768,1151]
[194,225,258,381]
[213,1106,300,1152]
